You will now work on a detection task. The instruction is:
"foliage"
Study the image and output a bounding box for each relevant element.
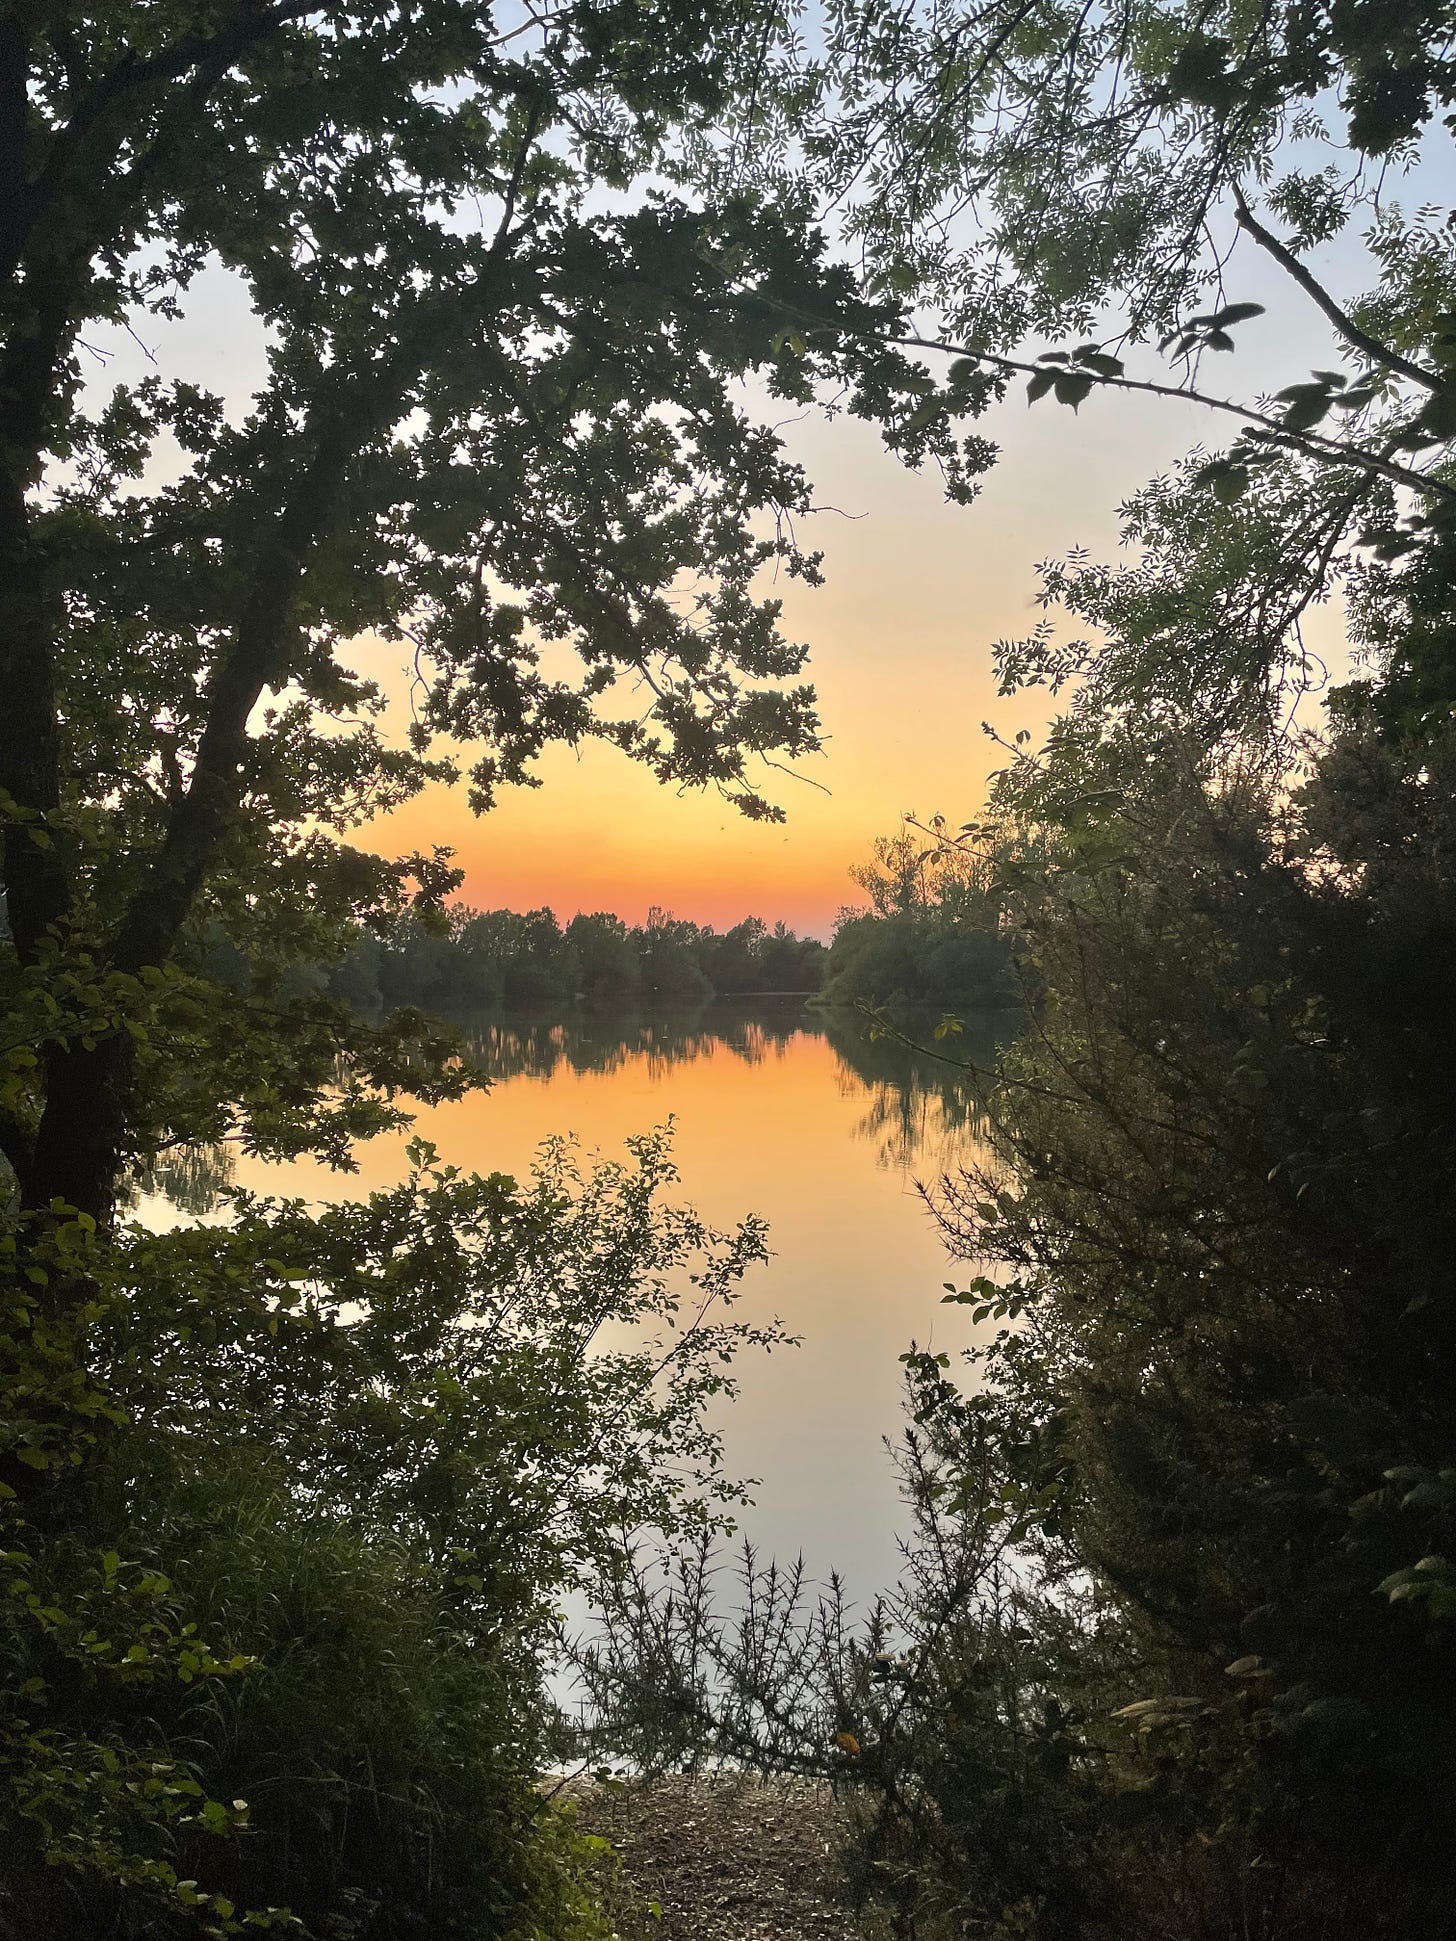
[779,45,1456,1926]
[817,827,1017,1009]
[829,268,1456,1937]
[2,1128,775,1938]
[887,726,1456,1937]
[809,0,1456,331]
[0,0,954,1229]
[312,904,827,1014]
[0,4,942,1927]
[775,0,1456,681]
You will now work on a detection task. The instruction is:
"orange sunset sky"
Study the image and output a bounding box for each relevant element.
[337,236,1353,937]
[101,239,1352,938]
[349,378,1219,938]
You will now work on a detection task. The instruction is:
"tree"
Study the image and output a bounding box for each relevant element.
[698,914,769,993]
[757,918,827,991]
[635,905,712,1001]
[818,824,1014,1008]
[791,0,1456,735]
[813,78,1456,1890]
[566,910,641,1001]
[2,1128,779,1938]
[0,0,956,1235]
[885,707,1456,1936]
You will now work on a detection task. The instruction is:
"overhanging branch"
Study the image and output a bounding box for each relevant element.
[1230,180,1441,396]
[899,330,1456,506]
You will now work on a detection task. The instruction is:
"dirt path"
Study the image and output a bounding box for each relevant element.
[563,1774,863,1941]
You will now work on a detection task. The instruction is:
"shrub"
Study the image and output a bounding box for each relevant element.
[2,1132,773,1939]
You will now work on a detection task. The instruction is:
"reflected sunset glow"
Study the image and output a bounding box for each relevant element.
[215,1004,1012,1596]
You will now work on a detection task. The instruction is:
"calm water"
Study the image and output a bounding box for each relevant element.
[166,999,1017,1601]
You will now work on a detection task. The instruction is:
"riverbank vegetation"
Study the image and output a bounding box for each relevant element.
[312,907,826,1010]
[188,848,1026,1017]
[6,1,1456,1938]
[570,3,1456,1938]
[816,829,1018,1010]
[188,846,1019,1018]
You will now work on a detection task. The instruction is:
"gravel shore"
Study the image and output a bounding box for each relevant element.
[560,1773,862,1941]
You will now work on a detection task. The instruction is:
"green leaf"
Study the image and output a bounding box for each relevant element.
[1208,301,1265,328]
[1210,466,1249,502]
[1053,373,1094,409]
[1277,383,1335,432]
[1418,386,1456,440]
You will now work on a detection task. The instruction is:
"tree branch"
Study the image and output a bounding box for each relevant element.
[492,94,549,256]
[111,416,384,978]
[1,0,317,283]
[1230,179,1441,395]
[20,326,427,1221]
[899,331,1456,505]
[0,16,27,265]
[0,8,326,964]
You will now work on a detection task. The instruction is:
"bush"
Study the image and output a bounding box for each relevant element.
[818,912,1017,1010]
[3,1461,614,1941]
[2,1132,773,1939]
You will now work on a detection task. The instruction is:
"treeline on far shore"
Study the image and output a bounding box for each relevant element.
[350,906,829,1008]
[199,905,829,1012]
[184,829,1021,1017]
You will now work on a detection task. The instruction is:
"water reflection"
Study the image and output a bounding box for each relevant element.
[136,997,1023,1595]
[129,1143,237,1216]
[817,1008,1011,1174]
[456,1000,803,1084]
[139,999,1021,1215]
[456,997,1017,1174]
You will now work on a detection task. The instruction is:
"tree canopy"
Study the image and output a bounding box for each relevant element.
[793,0,1456,742]
[0,0,965,1230]
[816,825,1018,1009]
[806,5,1456,1930]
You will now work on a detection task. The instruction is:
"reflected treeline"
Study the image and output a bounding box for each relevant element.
[818,1005,1019,1175]
[137,999,1025,1214]
[457,995,809,1083]
[127,1143,237,1218]
[460,996,1021,1174]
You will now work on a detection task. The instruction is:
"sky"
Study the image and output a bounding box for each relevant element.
[341,374,1241,937]
[348,326,1332,938]
[333,204,1379,938]
[330,96,1406,940]
[340,402,1136,937]
[88,174,1374,940]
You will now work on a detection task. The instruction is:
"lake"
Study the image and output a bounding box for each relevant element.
[156,999,1017,1604]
